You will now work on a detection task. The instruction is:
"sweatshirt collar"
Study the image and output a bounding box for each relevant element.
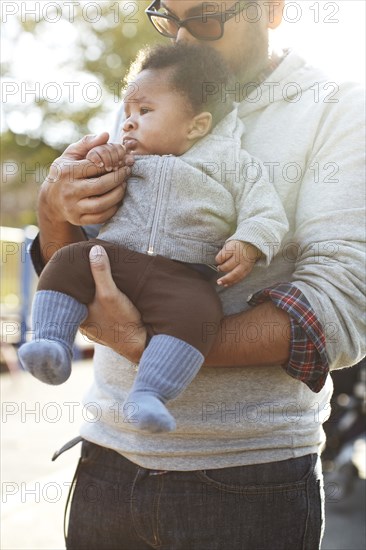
[237,50,325,117]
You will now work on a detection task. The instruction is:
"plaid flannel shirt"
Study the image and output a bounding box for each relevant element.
[248,283,329,393]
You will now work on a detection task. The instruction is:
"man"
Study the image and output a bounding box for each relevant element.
[32,1,365,548]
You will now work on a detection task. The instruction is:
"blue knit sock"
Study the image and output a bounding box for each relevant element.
[124,334,204,433]
[18,291,87,385]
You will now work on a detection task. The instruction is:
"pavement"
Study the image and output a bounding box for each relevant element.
[1,361,365,550]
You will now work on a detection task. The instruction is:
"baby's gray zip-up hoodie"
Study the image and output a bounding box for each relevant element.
[98,107,289,265]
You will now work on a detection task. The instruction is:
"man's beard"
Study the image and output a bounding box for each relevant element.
[230,23,270,88]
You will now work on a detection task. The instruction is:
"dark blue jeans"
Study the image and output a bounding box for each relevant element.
[66,441,324,550]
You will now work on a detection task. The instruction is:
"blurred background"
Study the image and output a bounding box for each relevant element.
[1,0,163,228]
[1,1,365,549]
[1,0,365,227]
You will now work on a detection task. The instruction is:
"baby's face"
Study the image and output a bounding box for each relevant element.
[122,69,195,156]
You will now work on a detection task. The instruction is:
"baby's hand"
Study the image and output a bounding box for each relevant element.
[86,142,127,173]
[215,240,260,287]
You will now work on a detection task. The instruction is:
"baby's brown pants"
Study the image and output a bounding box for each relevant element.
[38,239,223,356]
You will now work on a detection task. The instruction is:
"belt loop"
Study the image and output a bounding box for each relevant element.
[52,436,83,461]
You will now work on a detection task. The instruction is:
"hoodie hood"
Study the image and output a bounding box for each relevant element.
[237,50,331,117]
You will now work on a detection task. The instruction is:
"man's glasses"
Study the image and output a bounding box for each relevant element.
[145,0,251,41]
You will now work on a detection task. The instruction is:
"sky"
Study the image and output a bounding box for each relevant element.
[1,0,365,140]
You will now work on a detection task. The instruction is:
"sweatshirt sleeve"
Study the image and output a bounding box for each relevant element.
[288,83,365,371]
[226,150,289,264]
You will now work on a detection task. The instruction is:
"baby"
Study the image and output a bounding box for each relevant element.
[19,43,288,433]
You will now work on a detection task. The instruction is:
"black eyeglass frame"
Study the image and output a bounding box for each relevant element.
[145,0,251,41]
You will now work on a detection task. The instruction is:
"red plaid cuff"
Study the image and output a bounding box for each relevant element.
[248,283,329,393]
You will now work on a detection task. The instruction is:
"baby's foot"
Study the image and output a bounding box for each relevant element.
[123,392,176,433]
[18,340,72,385]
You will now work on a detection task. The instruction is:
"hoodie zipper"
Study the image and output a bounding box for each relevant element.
[147,156,169,256]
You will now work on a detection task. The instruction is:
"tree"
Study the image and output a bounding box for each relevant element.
[1,0,162,227]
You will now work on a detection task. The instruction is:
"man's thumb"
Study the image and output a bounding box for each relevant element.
[64,132,110,160]
[89,245,116,296]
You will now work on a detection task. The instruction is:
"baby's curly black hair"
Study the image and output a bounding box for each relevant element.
[124,43,234,126]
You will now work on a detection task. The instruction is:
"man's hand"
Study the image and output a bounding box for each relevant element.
[38,132,135,263]
[42,132,135,227]
[216,240,260,287]
[80,245,146,363]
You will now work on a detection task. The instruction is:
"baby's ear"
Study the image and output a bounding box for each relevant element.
[188,112,212,141]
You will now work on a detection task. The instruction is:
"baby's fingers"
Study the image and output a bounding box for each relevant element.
[86,144,126,172]
[86,148,108,170]
[215,246,234,265]
[216,254,237,274]
[217,265,245,287]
